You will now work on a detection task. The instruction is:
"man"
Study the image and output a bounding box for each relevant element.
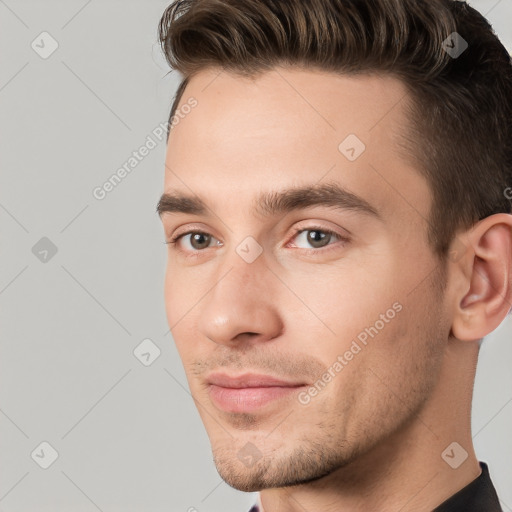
[156,0,512,510]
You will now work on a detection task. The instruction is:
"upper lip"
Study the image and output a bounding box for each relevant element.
[207,372,306,388]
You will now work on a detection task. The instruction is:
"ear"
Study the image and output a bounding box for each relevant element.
[451,213,512,341]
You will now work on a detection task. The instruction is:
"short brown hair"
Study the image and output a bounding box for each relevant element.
[158,0,512,259]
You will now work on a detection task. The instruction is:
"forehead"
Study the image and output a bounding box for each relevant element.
[163,67,429,225]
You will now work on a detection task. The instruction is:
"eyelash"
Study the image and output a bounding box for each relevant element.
[165,225,349,258]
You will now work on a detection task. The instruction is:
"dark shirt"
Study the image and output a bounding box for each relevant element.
[247,462,503,511]
[434,462,502,511]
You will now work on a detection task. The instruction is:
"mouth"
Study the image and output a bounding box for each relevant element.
[206,372,308,414]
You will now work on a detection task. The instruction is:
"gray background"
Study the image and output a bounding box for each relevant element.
[0,1,511,511]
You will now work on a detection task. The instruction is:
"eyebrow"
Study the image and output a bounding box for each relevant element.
[156,182,381,221]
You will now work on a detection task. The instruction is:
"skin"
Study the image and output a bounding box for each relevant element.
[158,67,512,511]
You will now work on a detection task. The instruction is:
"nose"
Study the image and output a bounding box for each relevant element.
[197,252,284,347]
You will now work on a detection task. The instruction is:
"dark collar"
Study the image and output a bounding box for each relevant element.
[433,462,502,511]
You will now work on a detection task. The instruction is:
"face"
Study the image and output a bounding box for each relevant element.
[159,67,451,491]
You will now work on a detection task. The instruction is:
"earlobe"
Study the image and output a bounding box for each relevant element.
[451,214,512,341]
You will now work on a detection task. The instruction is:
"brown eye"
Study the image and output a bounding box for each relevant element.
[290,226,346,251]
[188,232,212,250]
[304,230,332,249]
[167,230,221,253]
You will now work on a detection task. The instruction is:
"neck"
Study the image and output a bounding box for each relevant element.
[259,338,482,512]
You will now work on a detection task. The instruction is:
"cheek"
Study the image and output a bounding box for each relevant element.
[339,297,443,415]
[284,277,407,415]
[163,260,201,327]
[304,308,427,443]
[163,264,201,363]
[288,266,399,354]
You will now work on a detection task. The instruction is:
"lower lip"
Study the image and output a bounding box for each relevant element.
[208,384,305,413]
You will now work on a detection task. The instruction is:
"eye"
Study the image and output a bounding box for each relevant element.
[166,231,222,252]
[287,225,349,252]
